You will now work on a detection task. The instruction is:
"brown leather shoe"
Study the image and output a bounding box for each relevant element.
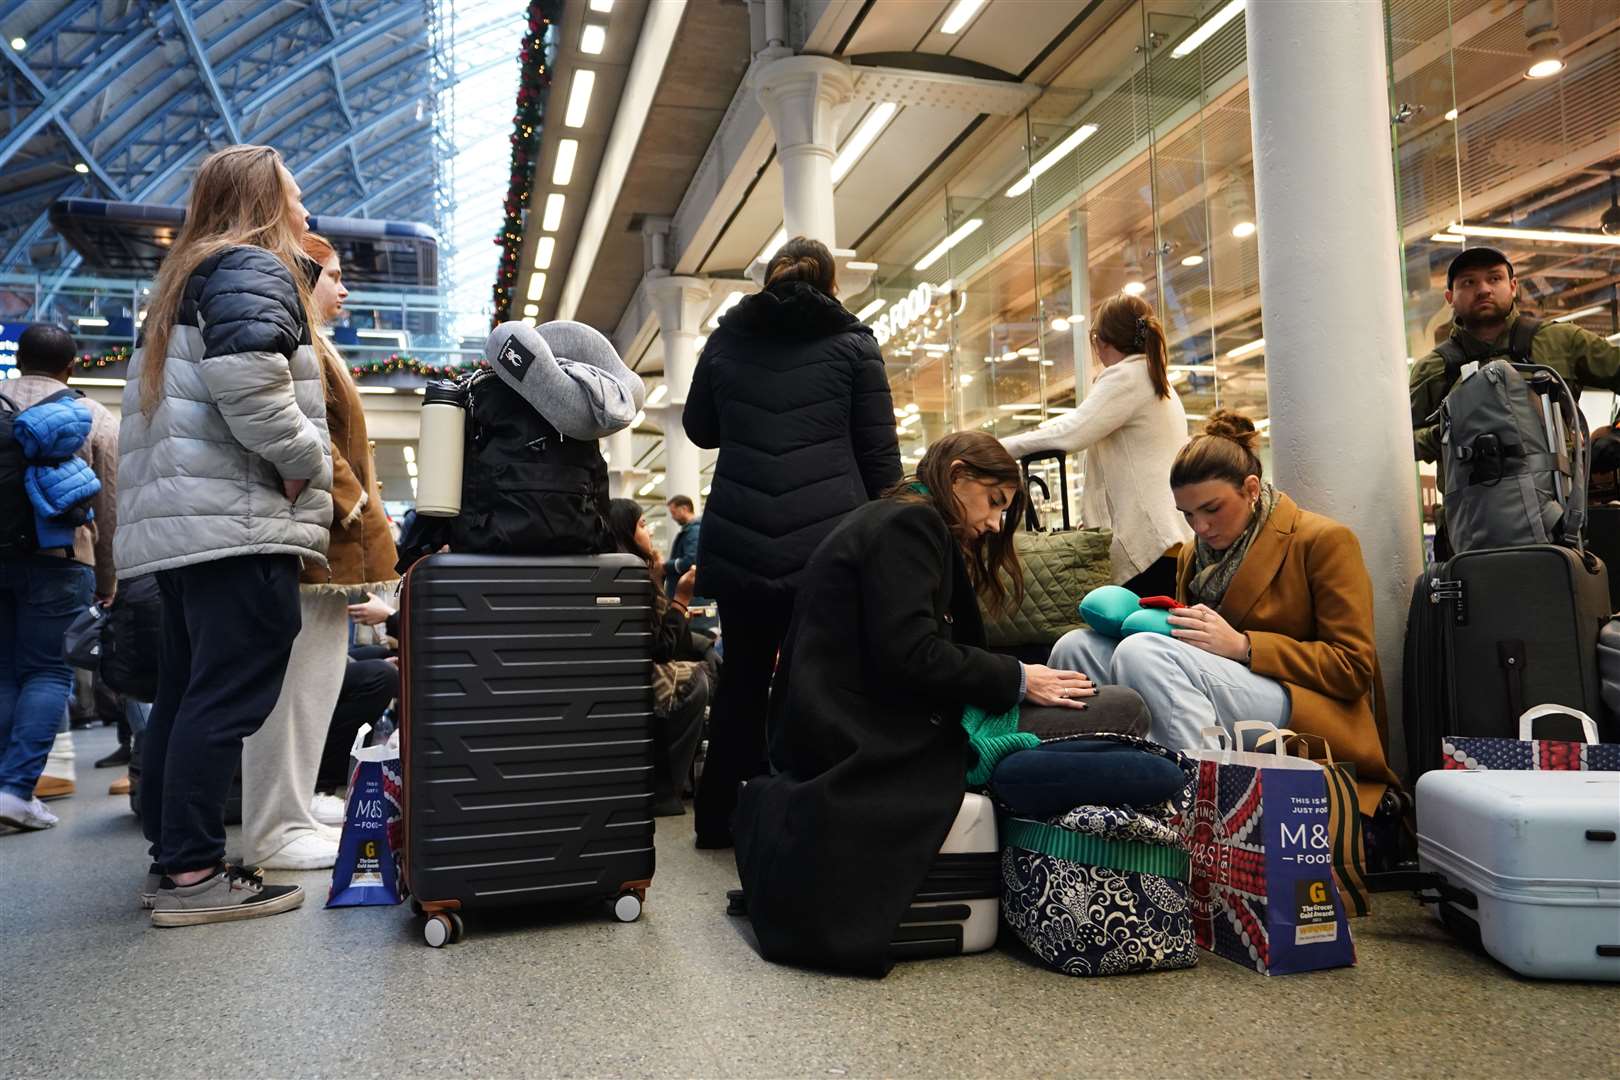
[109,774,132,796]
[33,775,75,801]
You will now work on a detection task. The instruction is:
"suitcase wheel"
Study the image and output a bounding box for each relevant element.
[423,912,465,948]
[612,892,642,923]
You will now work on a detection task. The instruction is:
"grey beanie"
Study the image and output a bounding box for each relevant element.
[484,320,646,440]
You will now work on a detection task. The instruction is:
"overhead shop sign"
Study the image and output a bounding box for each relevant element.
[871,282,937,347]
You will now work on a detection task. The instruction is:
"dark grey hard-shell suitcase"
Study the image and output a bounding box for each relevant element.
[399,553,656,947]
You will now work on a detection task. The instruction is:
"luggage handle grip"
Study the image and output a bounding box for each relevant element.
[1518,705,1599,745]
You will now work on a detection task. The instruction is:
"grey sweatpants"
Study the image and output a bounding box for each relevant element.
[242,590,349,862]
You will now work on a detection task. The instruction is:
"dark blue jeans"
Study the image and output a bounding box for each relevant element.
[142,555,302,873]
[991,738,1189,821]
[0,557,94,798]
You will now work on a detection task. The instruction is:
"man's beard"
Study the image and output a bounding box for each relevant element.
[1459,298,1508,331]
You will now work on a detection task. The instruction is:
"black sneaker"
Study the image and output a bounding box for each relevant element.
[150,864,303,927]
[95,745,132,769]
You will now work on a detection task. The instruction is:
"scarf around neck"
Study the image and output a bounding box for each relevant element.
[1187,482,1280,609]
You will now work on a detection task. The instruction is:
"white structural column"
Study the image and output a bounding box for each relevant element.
[605,426,637,499]
[1246,0,1422,772]
[649,274,712,510]
[1068,210,1092,400]
[754,55,854,247]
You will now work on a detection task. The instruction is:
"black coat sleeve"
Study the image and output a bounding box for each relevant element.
[198,246,303,359]
[849,341,902,498]
[859,503,1021,712]
[682,346,720,449]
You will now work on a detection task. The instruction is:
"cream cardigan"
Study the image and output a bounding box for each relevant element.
[1002,355,1192,583]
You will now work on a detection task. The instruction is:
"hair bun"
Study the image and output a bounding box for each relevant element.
[1204,409,1260,451]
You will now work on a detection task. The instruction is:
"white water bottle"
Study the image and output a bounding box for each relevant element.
[415,379,467,517]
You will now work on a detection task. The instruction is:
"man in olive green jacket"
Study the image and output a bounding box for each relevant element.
[1410,247,1620,466]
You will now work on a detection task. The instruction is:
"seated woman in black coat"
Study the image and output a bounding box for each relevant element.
[734,432,1151,977]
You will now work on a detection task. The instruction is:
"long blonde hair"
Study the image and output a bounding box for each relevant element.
[139,145,318,413]
[299,231,350,392]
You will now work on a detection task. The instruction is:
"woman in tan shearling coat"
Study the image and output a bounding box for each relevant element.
[1051,411,1399,815]
[240,234,400,870]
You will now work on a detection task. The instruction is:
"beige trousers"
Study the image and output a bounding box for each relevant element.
[241,590,349,862]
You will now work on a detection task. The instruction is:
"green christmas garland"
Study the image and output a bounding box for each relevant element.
[348,353,490,380]
[491,0,564,325]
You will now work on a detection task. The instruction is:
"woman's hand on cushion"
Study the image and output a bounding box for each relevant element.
[1023,664,1095,709]
[1168,604,1251,662]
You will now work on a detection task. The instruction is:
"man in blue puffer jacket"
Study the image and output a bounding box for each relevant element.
[0,324,119,832]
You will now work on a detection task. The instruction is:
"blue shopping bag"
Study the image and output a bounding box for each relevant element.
[327,726,404,908]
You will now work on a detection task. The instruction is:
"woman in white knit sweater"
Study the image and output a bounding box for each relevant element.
[1002,294,1192,597]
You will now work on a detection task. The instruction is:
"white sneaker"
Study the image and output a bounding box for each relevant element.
[310,794,347,827]
[0,792,59,831]
[258,831,340,871]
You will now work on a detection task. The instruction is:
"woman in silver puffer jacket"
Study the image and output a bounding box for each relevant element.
[115,145,333,929]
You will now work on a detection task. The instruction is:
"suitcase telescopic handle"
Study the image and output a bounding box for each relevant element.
[1020,451,1070,531]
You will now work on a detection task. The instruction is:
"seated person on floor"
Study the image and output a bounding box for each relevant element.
[1047,410,1399,816]
[734,432,1149,977]
[607,498,715,818]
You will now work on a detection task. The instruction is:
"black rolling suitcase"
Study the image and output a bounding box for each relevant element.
[399,553,657,947]
[1403,544,1612,783]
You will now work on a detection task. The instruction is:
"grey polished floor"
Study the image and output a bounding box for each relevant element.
[2,726,1616,1080]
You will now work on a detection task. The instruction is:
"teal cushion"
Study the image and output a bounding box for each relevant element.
[1121,607,1174,637]
[1078,585,1141,638]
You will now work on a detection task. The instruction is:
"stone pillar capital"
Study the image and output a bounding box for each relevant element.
[753,55,854,162]
[647,275,713,336]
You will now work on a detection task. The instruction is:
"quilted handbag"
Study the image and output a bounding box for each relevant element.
[1000,735,1199,977]
[984,451,1113,648]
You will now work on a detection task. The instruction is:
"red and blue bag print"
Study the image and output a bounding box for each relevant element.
[1443,706,1620,773]
[1177,724,1356,976]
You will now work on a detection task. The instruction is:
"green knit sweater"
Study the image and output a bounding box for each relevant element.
[961,703,1039,786]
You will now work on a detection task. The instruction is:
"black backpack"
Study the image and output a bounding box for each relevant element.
[0,387,82,556]
[447,370,613,557]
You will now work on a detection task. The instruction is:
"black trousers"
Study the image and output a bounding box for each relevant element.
[142,555,302,873]
[1122,555,1179,599]
[317,657,398,792]
[694,592,793,841]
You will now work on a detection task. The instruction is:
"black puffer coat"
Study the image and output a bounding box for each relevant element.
[682,280,900,600]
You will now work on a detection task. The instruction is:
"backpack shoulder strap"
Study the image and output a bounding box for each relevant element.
[1510,315,1541,363]
[1436,337,1471,380]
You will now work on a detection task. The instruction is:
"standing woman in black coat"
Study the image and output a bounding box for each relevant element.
[735,432,1108,976]
[682,237,901,847]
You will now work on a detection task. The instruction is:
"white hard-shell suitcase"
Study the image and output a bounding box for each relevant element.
[891,793,1001,959]
[1417,769,1620,981]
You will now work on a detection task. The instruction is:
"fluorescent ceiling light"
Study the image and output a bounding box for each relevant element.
[405,461,418,477]
[414,387,427,395]
[638,472,665,497]
[588,0,612,10]
[356,328,406,341]
[1067,313,1085,324]
[846,260,879,272]
[542,192,566,231]
[1526,57,1564,80]
[831,103,897,185]
[1011,412,1045,422]
[410,477,418,495]
[1608,332,1620,344]
[1445,222,1620,247]
[914,218,983,271]
[402,445,416,464]
[74,162,89,174]
[1181,254,1205,267]
[9,37,24,50]
[564,70,595,128]
[67,377,125,387]
[580,24,606,54]
[646,383,669,406]
[1171,0,1245,60]
[939,0,985,35]
[1168,364,1218,375]
[1444,107,1459,122]
[526,273,546,301]
[74,316,108,327]
[356,386,398,395]
[854,298,885,321]
[522,303,539,316]
[632,409,646,427]
[1227,338,1265,360]
[1005,124,1098,198]
[755,227,787,267]
[1552,305,1606,323]
[1430,232,1465,244]
[1051,317,1068,333]
[534,236,555,270]
[1231,220,1256,239]
[1122,280,1147,296]
[959,373,974,386]
[707,291,745,328]
[553,140,578,185]
[905,403,920,415]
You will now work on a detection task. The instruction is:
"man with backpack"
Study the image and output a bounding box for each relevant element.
[0,324,118,830]
[1410,247,1620,468]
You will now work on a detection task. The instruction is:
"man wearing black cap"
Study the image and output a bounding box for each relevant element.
[1410,246,1620,467]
